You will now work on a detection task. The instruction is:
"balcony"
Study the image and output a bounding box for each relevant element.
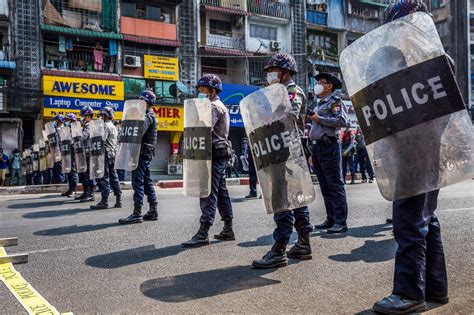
[44,49,118,74]
[247,0,290,19]
[307,10,328,26]
[346,15,383,34]
[200,0,246,11]
[121,16,177,41]
[205,30,245,50]
[202,65,246,84]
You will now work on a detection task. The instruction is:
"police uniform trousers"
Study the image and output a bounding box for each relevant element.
[312,137,348,225]
[132,156,156,207]
[342,154,355,181]
[392,189,448,301]
[273,207,312,244]
[356,148,374,180]
[98,155,121,200]
[78,157,94,191]
[248,153,258,196]
[52,161,65,184]
[42,169,52,184]
[67,156,78,192]
[199,155,233,225]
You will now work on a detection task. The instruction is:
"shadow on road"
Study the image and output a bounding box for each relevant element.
[8,199,76,209]
[34,222,118,236]
[140,265,280,302]
[328,239,396,263]
[23,207,103,219]
[237,233,297,248]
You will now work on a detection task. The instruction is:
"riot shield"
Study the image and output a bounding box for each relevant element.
[71,121,87,173]
[21,151,27,177]
[39,139,47,172]
[32,144,40,172]
[115,100,147,171]
[58,126,72,174]
[182,98,212,198]
[340,12,473,201]
[42,130,54,170]
[45,122,62,163]
[89,119,105,180]
[25,149,33,175]
[240,84,315,214]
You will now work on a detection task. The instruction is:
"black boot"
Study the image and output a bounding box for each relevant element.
[118,206,143,224]
[214,220,235,241]
[80,188,95,203]
[143,202,158,221]
[350,175,355,184]
[90,198,108,210]
[181,223,210,247]
[74,190,86,200]
[114,195,122,208]
[252,242,288,269]
[287,231,312,260]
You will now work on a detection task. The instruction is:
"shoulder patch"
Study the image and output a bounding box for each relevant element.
[288,92,297,100]
[332,101,342,113]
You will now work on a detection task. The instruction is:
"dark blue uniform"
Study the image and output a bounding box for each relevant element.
[66,131,78,193]
[247,150,258,197]
[309,95,349,227]
[132,109,157,208]
[392,189,448,301]
[78,121,94,197]
[199,97,233,225]
[272,81,313,244]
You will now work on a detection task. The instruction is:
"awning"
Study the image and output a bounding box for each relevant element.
[123,34,181,47]
[41,24,123,40]
[201,46,254,57]
[0,61,16,69]
[308,59,340,68]
[357,0,390,8]
[203,5,252,16]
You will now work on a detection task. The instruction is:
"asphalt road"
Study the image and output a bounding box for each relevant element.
[0,180,473,314]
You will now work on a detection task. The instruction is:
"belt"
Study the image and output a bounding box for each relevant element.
[316,135,336,145]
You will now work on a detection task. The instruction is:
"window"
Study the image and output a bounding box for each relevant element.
[250,24,277,41]
[431,0,446,9]
[308,31,338,56]
[307,0,328,12]
[435,21,448,38]
[155,80,177,102]
[209,19,232,37]
[124,78,146,97]
[348,2,381,19]
[121,1,174,23]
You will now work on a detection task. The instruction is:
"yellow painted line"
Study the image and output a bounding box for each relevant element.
[0,247,72,315]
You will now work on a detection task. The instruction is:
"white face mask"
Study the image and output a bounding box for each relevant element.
[314,83,325,96]
[266,72,280,85]
[198,93,208,99]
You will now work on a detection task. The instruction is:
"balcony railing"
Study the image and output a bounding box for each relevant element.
[307,10,328,26]
[206,31,245,50]
[247,0,290,19]
[202,65,246,84]
[201,0,246,10]
[44,49,118,74]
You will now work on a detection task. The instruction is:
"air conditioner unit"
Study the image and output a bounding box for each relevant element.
[270,41,282,51]
[160,13,171,23]
[168,164,183,175]
[124,55,141,68]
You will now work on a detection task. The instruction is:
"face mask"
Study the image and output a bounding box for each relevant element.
[314,83,325,96]
[198,93,209,99]
[266,72,280,85]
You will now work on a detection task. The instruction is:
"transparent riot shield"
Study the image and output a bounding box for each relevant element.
[240,83,316,214]
[25,149,33,175]
[45,122,62,163]
[89,119,105,180]
[32,144,40,172]
[39,139,47,172]
[58,126,72,174]
[71,121,87,173]
[340,12,473,201]
[183,98,212,198]
[42,130,54,170]
[115,100,147,171]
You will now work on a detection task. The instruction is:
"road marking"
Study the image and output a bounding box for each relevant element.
[0,247,72,315]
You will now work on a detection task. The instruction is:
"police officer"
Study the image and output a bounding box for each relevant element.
[252,53,313,269]
[119,90,158,224]
[355,128,374,183]
[373,2,448,313]
[61,113,78,197]
[308,73,349,234]
[91,107,122,209]
[52,114,65,184]
[75,106,95,203]
[341,126,356,185]
[182,74,235,247]
[245,146,258,199]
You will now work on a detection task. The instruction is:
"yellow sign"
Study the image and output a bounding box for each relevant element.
[43,75,124,101]
[144,55,179,81]
[152,105,183,131]
[42,108,123,120]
